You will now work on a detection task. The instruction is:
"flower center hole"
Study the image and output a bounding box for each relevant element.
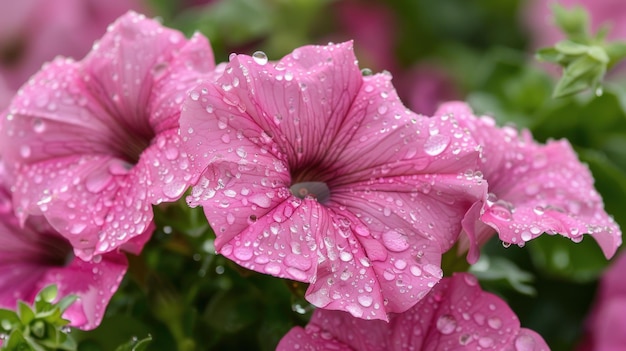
[290,181,330,203]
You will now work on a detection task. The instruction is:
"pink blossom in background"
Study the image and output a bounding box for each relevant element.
[0,0,147,110]
[0,11,216,261]
[333,0,398,73]
[577,251,626,351]
[395,64,460,116]
[277,273,550,351]
[180,42,486,321]
[434,102,621,263]
[0,161,127,330]
[524,0,626,51]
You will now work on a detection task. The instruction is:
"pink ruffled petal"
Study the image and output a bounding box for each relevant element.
[43,252,127,330]
[1,11,216,259]
[436,102,621,259]
[277,326,352,351]
[0,175,128,330]
[278,273,550,351]
[183,42,362,176]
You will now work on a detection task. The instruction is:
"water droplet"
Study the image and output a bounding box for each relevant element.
[265,263,281,275]
[252,51,268,65]
[490,200,514,221]
[233,246,253,261]
[361,68,373,76]
[533,206,545,215]
[436,314,457,335]
[487,316,502,329]
[357,295,373,307]
[478,337,494,347]
[459,334,471,345]
[381,230,410,252]
[20,145,31,158]
[521,231,532,241]
[595,86,603,96]
[424,134,450,156]
[514,333,537,351]
[32,118,46,133]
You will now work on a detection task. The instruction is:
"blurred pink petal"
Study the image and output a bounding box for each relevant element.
[277,273,550,351]
[0,162,127,330]
[0,12,216,260]
[435,102,621,262]
[395,64,460,116]
[579,252,626,351]
[0,0,147,100]
[181,42,485,320]
[334,0,398,72]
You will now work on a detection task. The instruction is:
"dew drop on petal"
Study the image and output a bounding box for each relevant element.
[252,51,268,65]
[478,337,494,348]
[233,246,253,261]
[487,317,502,329]
[424,134,450,156]
[490,200,513,221]
[514,334,537,351]
[436,314,457,335]
[32,118,46,133]
[381,230,410,252]
[357,295,373,307]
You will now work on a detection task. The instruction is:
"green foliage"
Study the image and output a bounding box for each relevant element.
[536,4,626,98]
[0,285,77,351]
[114,335,152,351]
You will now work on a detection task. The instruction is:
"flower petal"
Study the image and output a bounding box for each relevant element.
[436,102,621,259]
[183,42,362,176]
[278,273,551,351]
[44,252,127,330]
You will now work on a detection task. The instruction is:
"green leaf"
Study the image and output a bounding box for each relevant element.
[0,309,21,331]
[535,47,563,63]
[528,234,611,282]
[17,302,35,325]
[56,295,78,314]
[4,329,29,351]
[555,40,589,55]
[551,3,590,41]
[37,285,58,304]
[605,41,626,68]
[553,55,605,98]
[114,335,153,351]
[470,255,536,296]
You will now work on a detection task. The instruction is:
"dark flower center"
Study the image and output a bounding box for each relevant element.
[290,181,331,203]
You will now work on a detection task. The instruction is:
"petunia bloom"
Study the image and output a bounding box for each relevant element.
[180,42,486,321]
[277,273,550,351]
[0,161,127,330]
[0,11,216,260]
[577,250,626,351]
[434,102,621,263]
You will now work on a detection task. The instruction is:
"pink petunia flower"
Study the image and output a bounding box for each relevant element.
[0,0,147,107]
[0,11,216,260]
[434,102,621,263]
[577,250,626,351]
[277,273,550,351]
[0,161,127,330]
[180,42,486,321]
